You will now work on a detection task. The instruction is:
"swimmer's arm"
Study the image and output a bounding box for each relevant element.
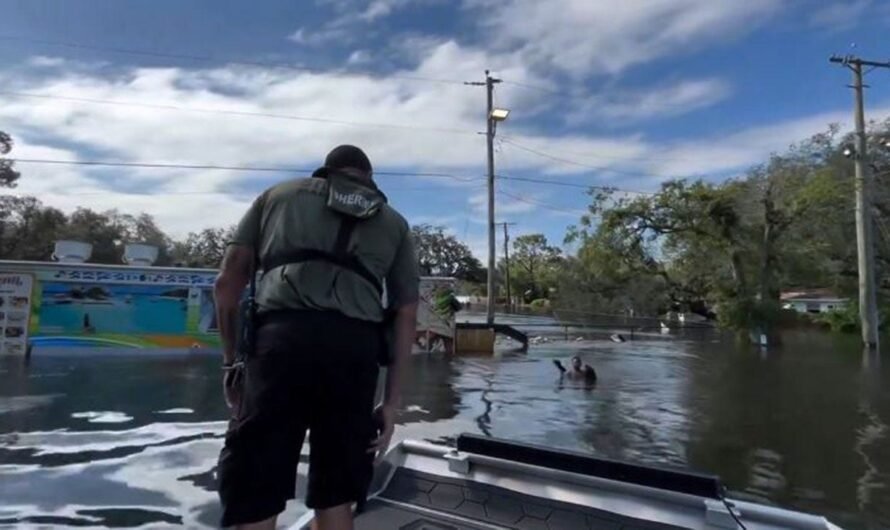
[214,244,252,365]
[383,301,418,409]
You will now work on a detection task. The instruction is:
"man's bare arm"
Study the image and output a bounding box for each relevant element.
[214,245,253,365]
[383,301,418,409]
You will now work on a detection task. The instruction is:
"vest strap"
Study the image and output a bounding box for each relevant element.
[261,215,383,297]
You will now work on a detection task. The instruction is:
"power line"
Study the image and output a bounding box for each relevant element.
[497,174,654,195]
[499,135,733,164]
[500,137,638,174]
[52,183,487,197]
[500,80,565,96]
[1,157,483,182]
[497,189,588,216]
[0,91,476,136]
[0,34,467,86]
[500,136,690,180]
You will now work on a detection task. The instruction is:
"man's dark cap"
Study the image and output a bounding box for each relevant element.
[324,145,372,174]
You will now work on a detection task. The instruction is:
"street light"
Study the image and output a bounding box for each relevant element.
[842,144,856,158]
[489,108,510,136]
[490,108,510,122]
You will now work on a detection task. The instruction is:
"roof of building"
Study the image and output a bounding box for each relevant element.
[780,289,848,302]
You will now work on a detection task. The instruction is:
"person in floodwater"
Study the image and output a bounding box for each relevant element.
[214,145,419,530]
[553,355,597,383]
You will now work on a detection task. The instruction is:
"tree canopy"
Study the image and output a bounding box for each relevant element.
[411,224,485,281]
[560,122,890,334]
[0,131,21,188]
[500,233,563,303]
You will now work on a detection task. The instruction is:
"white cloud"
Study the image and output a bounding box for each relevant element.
[644,105,890,179]
[27,56,66,68]
[359,0,434,20]
[0,41,542,235]
[809,0,872,32]
[287,27,351,46]
[361,0,399,20]
[471,0,783,76]
[290,0,441,49]
[469,189,538,216]
[4,29,888,241]
[347,50,372,65]
[315,0,441,21]
[578,78,733,123]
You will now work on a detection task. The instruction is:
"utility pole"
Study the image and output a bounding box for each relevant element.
[466,70,503,325]
[496,222,517,312]
[830,55,889,350]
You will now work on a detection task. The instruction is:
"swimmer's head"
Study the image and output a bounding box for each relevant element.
[571,356,583,370]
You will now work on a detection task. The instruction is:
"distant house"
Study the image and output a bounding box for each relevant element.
[781,289,849,314]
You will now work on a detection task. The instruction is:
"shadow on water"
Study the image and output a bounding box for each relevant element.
[1,325,889,529]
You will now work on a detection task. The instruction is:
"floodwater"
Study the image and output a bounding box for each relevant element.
[1,319,888,529]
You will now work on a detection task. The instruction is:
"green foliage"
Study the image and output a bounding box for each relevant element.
[170,226,236,268]
[562,121,890,334]
[0,131,21,188]
[411,224,485,281]
[814,303,860,334]
[0,195,233,267]
[529,298,550,309]
[501,233,562,302]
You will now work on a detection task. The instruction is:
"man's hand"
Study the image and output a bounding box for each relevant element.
[367,404,397,463]
[222,367,244,413]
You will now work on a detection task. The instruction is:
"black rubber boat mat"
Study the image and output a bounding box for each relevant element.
[362,468,690,530]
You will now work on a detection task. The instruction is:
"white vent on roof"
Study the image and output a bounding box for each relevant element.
[123,244,159,267]
[52,240,93,263]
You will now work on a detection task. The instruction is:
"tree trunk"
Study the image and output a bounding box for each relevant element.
[759,189,783,346]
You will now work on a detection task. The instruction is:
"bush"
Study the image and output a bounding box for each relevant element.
[814,303,859,333]
[529,299,551,309]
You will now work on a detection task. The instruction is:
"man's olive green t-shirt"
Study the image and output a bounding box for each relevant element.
[230,177,419,323]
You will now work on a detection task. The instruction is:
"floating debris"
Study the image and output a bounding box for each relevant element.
[70,411,134,424]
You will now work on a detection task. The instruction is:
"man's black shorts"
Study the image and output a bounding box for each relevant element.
[217,311,381,527]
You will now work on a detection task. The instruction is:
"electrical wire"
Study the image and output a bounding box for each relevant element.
[498,174,654,196]
[2,157,656,193]
[500,80,566,96]
[0,91,476,136]
[497,188,588,216]
[499,135,734,165]
[501,137,642,175]
[502,135,733,191]
[1,157,482,182]
[55,183,487,197]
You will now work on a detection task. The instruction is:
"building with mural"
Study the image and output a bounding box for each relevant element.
[0,241,456,356]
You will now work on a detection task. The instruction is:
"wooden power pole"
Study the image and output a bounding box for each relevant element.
[496,222,516,311]
[830,54,889,350]
[466,71,503,325]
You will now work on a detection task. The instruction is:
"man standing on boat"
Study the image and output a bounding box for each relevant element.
[213,145,419,530]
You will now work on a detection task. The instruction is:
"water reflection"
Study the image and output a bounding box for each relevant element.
[0,328,888,529]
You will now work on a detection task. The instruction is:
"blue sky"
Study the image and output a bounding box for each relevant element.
[1,0,889,258]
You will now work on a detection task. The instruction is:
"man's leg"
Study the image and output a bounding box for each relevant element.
[236,516,277,530]
[305,317,380,530]
[219,318,311,530]
[311,504,354,530]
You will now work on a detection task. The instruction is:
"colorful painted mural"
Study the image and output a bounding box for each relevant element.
[0,260,455,355]
[0,262,220,352]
